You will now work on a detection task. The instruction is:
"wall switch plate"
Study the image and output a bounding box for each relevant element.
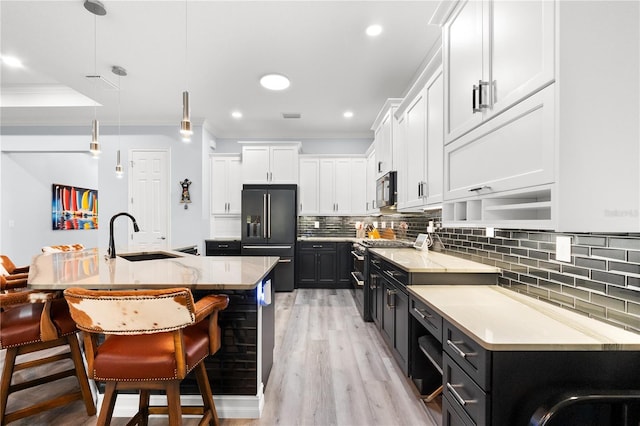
[314,221,319,229]
[556,236,572,262]
[486,227,495,238]
[427,220,434,233]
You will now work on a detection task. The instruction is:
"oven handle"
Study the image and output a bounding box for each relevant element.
[351,272,364,287]
[351,251,365,261]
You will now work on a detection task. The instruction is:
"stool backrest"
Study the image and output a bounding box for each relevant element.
[64,287,196,335]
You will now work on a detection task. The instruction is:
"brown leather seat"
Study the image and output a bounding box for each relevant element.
[0,255,29,283]
[0,289,96,424]
[64,287,229,426]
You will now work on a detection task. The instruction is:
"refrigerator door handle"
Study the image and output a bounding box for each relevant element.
[262,194,267,238]
[268,193,272,239]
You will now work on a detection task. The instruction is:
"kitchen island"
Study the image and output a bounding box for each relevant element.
[409,285,640,425]
[28,248,279,419]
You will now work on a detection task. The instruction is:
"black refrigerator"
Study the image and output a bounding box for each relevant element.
[241,184,297,292]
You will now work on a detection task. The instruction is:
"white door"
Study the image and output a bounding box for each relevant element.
[129,150,170,250]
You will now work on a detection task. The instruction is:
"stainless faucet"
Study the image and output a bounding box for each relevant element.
[108,212,140,259]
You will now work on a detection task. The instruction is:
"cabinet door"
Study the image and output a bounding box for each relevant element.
[242,146,270,184]
[350,158,367,214]
[394,289,409,372]
[369,271,381,326]
[404,88,427,208]
[444,0,484,143]
[426,70,444,205]
[299,158,319,214]
[318,159,335,214]
[297,251,317,285]
[444,84,555,201]
[317,251,337,284]
[375,111,394,177]
[270,146,299,184]
[489,0,554,117]
[226,156,242,214]
[211,156,230,214]
[366,149,378,213]
[333,159,351,214]
[380,278,395,348]
[336,243,352,285]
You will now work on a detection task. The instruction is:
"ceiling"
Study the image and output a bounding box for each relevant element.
[0,1,442,139]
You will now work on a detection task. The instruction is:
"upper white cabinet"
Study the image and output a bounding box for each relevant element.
[396,54,444,212]
[441,0,640,232]
[443,0,554,143]
[365,146,378,214]
[210,154,242,215]
[299,156,367,216]
[371,99,402,178]
[240,142,300,184]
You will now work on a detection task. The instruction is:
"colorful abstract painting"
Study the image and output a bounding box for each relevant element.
[52,184,98,230]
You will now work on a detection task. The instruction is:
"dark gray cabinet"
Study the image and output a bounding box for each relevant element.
[205,240,241,256]
[296,241,351,289]
[380,271,409,374]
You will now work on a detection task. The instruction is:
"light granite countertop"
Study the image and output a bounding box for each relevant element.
[369,248,501,274]
[409,285,640,351]
[28,247,279,291]
[297,236,359,242]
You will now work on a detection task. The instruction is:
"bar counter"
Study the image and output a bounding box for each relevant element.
[27,247,279,419]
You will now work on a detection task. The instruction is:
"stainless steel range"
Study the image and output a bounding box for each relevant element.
[351,238,412,321]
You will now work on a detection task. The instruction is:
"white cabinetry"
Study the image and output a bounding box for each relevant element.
[441,0,640,232]
[371,99,402,178]
[210,154,242,214]
[299,156,367,216]
[365,146,378,214]
[443,0,554,143]
[240,142,300,184]
[396,57,444,212]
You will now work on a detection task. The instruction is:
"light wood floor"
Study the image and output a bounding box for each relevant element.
[1,289,441,425]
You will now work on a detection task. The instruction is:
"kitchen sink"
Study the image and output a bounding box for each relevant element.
[118,251,182,262]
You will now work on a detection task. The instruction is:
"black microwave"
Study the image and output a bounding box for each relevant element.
[376,171,397,208]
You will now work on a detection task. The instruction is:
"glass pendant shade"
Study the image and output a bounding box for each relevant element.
[89,119,101,157]
[180,90,192,142]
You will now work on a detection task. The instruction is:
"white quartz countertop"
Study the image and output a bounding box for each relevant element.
[369,248,501,273]
[409,285,640,351]
[28,248,279,291]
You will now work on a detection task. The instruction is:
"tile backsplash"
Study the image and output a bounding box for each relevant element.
[298,212,640,333]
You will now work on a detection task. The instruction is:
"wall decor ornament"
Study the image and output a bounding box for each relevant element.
[52,184,98,230]
[180,178,192,209]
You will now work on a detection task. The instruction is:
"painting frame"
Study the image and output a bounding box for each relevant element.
[52,184,98,230]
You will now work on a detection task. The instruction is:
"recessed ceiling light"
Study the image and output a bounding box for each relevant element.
[1,55,23,68]
[366,24,383,37]
[232,111,243,119]
[343,111,354,119]
[260,73,290,91]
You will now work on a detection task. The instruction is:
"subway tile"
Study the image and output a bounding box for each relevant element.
[572,246,590,256]
[497,276,510,286]
[591,248,627,261]
[538,261,561,272]
[591,270,626,287]
[503,255,519,264]
[609,261,640,275]
[512,231,529,240]
[549,290,575,307]
[575,278,606,294]
[496,230,511,238]
[606,310,640,332]
[576,235,607,247]
[521,240,538,249]
[495,260,512,270]
[503,239,520,247]
[503,270,519,280]
[511,248,529,257]
[529,233,553,243]
[628,301,640,317]
[609,237,640,250]
[550,272,575,285]
[538,279,561,293]
[520,274,538,286]
[629,276,640,289]
[482,244,497,252]
[591,293,625,311]
[575,299,606,317]
[530,269,550,280]
[629,251,640,263]
[561,265,590,278]
[575,257,607,271]
[527,285,549,298]
[489,252,503,260]
[496,246,511,254]
[562,285,590,300]
[529,250,550,261]
[539,242,556,251]
[521,258,538,268]
[608,285,640,304]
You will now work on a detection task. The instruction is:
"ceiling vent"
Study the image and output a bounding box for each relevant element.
[282,113,301,119]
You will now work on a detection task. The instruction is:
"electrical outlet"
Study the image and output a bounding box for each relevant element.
[314,221,319,229]
[381,222,386,228]
[556,236,572,262]
[373,221,378,228]
[486,227,495,238]
[427,221,434,233]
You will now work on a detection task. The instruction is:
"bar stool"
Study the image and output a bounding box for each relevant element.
[63,287,229,426]
[0,288,96,424]
[0,255,29,282]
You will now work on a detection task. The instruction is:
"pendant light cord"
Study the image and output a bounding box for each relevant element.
[94,13,97,119]
[184,0,188,90]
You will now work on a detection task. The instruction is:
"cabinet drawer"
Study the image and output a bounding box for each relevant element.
[205,240,241,255]
[442,394,475,426]
[298,241,337,250]
[410,296,442,342]
[444,354,489,425]
[443,320,490,390]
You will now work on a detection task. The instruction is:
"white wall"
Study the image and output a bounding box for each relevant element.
[1,126,207,264]
[214,138,373,154]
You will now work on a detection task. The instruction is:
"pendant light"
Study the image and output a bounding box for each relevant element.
[179,0,192,143]
[85,0,106,158]
[112,65,127,178]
